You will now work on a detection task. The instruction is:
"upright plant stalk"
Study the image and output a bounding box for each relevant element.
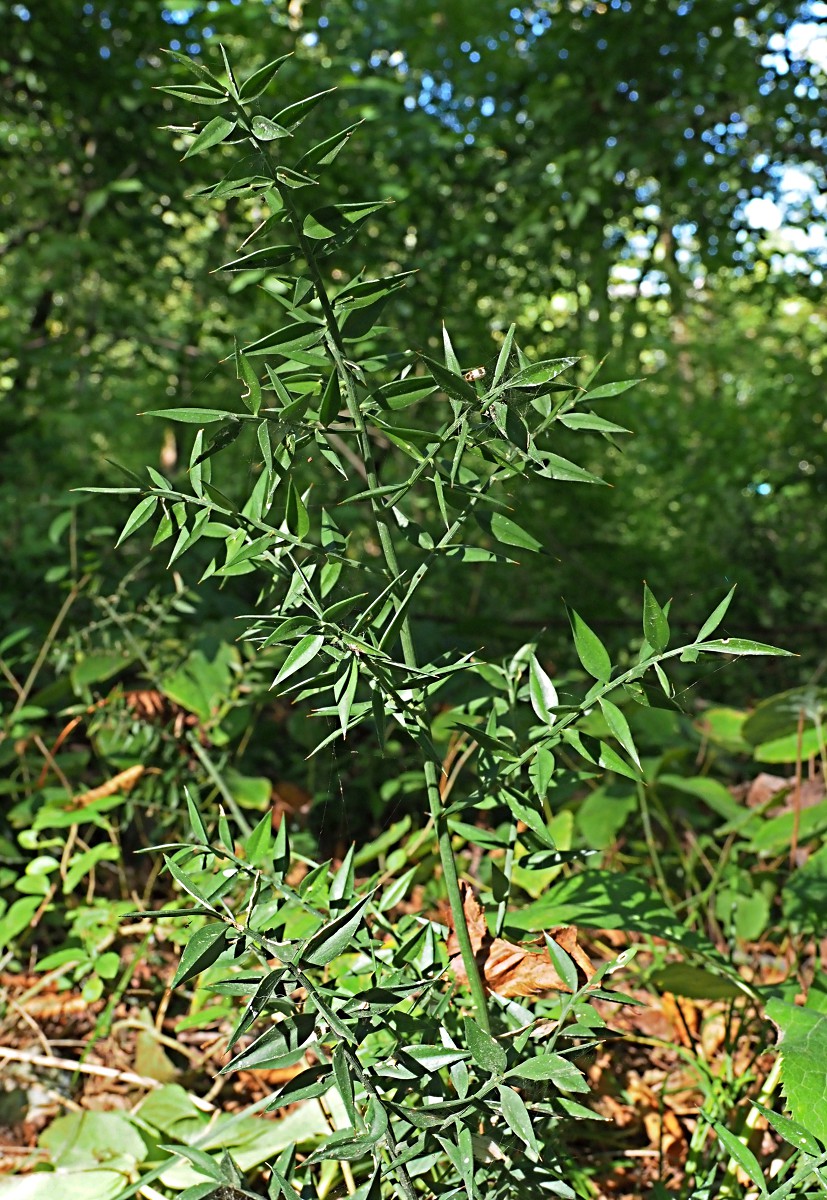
[269,177,492,1031]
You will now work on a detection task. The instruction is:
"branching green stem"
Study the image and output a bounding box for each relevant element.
[241,128,492,1032]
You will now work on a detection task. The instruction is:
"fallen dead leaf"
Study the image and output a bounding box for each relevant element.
[73,764,145,807]
[446,884,594,998]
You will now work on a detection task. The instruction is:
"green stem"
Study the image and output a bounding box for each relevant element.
[247,137,491,1032]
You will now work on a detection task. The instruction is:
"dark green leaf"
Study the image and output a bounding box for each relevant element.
[184,115,236,158]
[172,922,231,987]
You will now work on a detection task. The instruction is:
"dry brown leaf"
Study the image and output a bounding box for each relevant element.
[271,780,313,828]
[446,884,594,998]
[73,764,145,807]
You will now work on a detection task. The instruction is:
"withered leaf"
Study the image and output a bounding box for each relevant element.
[446,884,594,998]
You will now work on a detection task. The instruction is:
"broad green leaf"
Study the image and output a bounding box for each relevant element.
[251,115,289,141]
[768,993,825,1142]
[115,495,157,546]
[301,892,372,967]
[642,583,670,653]
[498,1084,541,1158]
[464,1017,507,1075]
[529,654,558,725]
[183,115,236,158]
[402,1045,469,1073]
[273,634,324,687]
[489,512,543,553]
[567,607,612,682]
[172,923,231,987]
[506,1051,588,1092]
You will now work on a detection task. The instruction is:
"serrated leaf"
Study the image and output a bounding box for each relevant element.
[766,999,827,1145]
[567,607,612,682]
[184,115,236,158]
[172,922,231,987]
